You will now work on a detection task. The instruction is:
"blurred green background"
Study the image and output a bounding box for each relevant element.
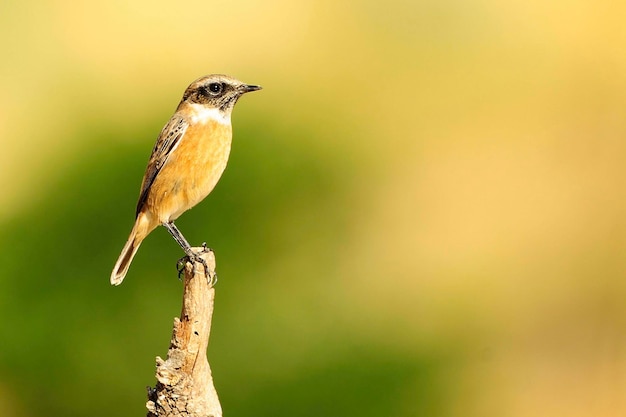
[1,1,625,416]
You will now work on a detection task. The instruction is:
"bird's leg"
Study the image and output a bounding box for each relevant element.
[164,221,194,256]
[164,221,211,281]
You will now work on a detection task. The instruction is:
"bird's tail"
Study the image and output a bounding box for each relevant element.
[110,213,154,286]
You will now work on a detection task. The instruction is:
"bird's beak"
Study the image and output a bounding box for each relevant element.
[239,84,262,94]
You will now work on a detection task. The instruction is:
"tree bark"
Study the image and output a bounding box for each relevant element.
[146,248,222,417]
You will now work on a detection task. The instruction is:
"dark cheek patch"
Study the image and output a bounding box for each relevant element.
[219,96,236,112]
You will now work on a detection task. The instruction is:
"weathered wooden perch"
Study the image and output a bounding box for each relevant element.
[146,248,222,417]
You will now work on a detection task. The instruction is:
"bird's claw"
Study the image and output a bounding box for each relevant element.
[175,251,217,287]
[176,257,187,280]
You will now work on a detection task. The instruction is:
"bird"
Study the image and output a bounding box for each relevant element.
[110,74,261,285]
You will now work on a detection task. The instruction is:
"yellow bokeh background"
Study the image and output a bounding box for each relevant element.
[1,1,625,416]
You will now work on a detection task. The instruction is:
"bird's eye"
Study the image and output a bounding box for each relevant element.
[208,83,223,95]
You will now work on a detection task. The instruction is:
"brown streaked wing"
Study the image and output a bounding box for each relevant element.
[135,115,189,216]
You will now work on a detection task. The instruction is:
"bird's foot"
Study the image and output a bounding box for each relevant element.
[176,256,187,280]
[199,243,217,286]
[176,249,217,286]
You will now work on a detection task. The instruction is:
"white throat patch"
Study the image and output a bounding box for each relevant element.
[188,103,231,125]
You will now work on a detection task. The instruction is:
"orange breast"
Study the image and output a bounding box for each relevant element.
[145,119,233,223]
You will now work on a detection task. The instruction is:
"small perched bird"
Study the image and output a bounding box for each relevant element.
[111,74,261,285]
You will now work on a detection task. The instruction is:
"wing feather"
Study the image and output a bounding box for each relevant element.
[135,115,188,216]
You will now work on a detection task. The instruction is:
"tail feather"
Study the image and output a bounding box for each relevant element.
[110,213,154,285]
